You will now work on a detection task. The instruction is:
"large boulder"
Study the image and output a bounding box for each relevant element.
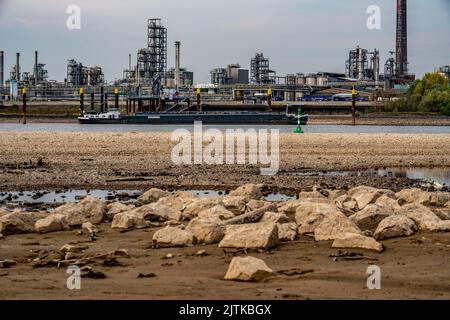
[221,196,248,215]
[152,226,194,247]
[348,186,395,210]
[223,204,276,225]
[182,197,223,220]
[156,192,198,212]
[111,202,181,229]
[400,203,443,231]
[186,218,225,244]
[260,212,290,224]
[246,199,271,211]
[349,204,394,233]
[332,233,384,253]
[396,189,450,207]
[375,194,401,213]
[133,202,182,222]
[111,211,147,229]
[0,208,8,218]
[229,184,263,200]
[219,222,278,250]
[105,202,135,220]
[137,188,171,205]
[277,222,297,241]
[374,215,418,240]
[54,196,106,226]
[35,214,70,234]
[335,195,358,216]
[299,189,328,201]
[224,256,273,282]
[434,208,450,221]
[278,200,304,215]
[295,201,340,235]
[0,210,48,235]
[314,211,361,241]
[197,205,235,221]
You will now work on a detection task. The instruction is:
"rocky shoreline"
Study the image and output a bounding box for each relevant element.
[1,184,450,298]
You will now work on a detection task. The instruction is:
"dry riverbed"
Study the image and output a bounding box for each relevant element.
[0,132,450,192]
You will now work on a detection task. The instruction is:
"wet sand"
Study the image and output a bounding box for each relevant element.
[0,132,449,192]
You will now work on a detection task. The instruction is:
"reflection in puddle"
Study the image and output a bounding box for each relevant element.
[0,189,295,207]
[293,167,450,186]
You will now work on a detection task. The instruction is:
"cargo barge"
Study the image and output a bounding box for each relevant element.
[78,108,308,125]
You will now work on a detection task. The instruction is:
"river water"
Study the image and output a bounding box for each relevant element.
[1,123,450,134]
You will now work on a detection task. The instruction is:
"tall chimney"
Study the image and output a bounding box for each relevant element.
[16,52,20,81]
[396,0,408,76]
[175,41,181,91]
[34,50,39,86]
[0,51,4,97]
[128,54,131,71]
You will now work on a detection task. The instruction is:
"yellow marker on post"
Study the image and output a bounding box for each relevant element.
[352,87,357,96]
[196,88,201,95]
[79,88,84,94]
[22,88,27,95]
[267,88,272,96]
[114,88,119,95]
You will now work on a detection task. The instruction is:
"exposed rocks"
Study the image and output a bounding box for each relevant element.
[54,196,106,227]
[295,201,340,235]
[137,188,171,205]
[434,208,450,220]
[277,222,297,241]
[332,233,384,253]
[186,218,225,244]
[152,226,194,247]
[197,205,235,222]
[277,199,303,215]
[111,210,148,229]
[246,199,271,211]
[395,189,450,207]
[349,204,394,233]
[224,256,273,282]
[0,260,16,268]
[0,210,47,235]
[134,202,182,222]
[221,196,248,215]
[223,204,276,225]
[374,215,418,240]
[375,194,402,212]
[401,203,443,231]
[105,202,135,220]
[35,214,70,234]
[219,222,278,250]
[260,212,290,224]
[156,192,197,212]
[314,211,361,241]
[82,222,98,236]
[335,195,358,216]
[229,184,263,200]
[183,197,223,220]
[348,186,395,210]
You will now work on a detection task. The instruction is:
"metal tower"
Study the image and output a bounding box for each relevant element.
[396,0,408,76]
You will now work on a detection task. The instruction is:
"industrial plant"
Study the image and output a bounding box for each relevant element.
[0,0,441,110]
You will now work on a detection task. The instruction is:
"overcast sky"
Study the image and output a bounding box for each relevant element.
[0,0,449,83]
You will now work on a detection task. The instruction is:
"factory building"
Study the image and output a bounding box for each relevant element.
[250,53,276,84]
[345,46,380,81]
[210,64,249,85]
[66,59,104,86]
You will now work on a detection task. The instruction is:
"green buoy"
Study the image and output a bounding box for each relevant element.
[294,106,304,134]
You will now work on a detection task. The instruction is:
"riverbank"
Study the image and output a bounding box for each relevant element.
[0,132,450,192]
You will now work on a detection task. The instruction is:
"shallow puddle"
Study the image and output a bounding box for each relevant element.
[293,167,450,186]
[0,188,294,207]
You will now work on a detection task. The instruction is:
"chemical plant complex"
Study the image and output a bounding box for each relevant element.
[0,0,448,110]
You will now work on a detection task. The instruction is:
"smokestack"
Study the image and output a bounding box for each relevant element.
[175,41,180,91]
[0,51,4,96]
[373,49,380,82]
[396,0,408,76]
[128,54,131,71]
[34,50,38,86]
[16,52,20,81]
